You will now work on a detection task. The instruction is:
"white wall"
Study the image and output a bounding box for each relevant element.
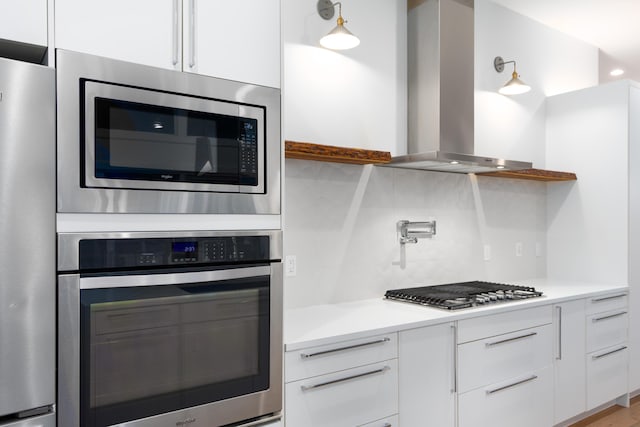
[284,160,546,309]
[282,0,407,156]
[474,0,599,168]
[545,81,629,285]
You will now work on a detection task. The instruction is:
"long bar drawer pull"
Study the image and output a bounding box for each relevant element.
[592,293,627,302]
[300,337,391,358]
[300,366,390,391]
[485,332,537,347]
[592,346,627,360]
[592,311,627,322]
[486,375,538,395]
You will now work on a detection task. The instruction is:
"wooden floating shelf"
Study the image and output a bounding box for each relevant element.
[478,168,577,182]
[285,140,391,165]
[284,141,577,182]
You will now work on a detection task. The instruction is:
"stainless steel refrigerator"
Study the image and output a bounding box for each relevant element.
[0,57,56,426]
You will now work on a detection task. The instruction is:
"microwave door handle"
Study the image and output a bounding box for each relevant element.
[79,265,271,289]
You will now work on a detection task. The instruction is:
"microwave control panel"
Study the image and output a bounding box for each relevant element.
[238,118,259,185]
[79,236,272,270]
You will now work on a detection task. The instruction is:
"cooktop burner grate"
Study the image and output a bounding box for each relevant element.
[384,280,543,310]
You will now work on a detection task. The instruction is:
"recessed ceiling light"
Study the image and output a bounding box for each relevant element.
[496,165,505,170]
[450,161,460,165]
[610,68,625,77]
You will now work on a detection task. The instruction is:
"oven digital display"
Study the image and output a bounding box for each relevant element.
[172,242,198,261]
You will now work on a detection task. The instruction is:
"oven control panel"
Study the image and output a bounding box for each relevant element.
[79,235,272,269]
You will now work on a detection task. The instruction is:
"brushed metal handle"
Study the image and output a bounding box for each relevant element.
[591,293,626,303]
[451,324,457,393]
[592,311,627,322]
[300,337,390,358]
[485,332,537,347]
[189,0,196,68]
[592,346,627,360]
[300,366,390,391]
[556,305,562,360]
[382,424,392,427]
[172,0,179,66]
[486,375,538,395]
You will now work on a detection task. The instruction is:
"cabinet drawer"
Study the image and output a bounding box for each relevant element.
[285,333,397,382]
[586,309,628,352]
[458,324,552,393]
[586,292,628,315]
[285,360,398,427]
[359,415,398,427]
[457,305,552,344]
[458,366,553,427]
[586,344,629,410]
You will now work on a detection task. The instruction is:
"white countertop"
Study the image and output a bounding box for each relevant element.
[283,279,628,351]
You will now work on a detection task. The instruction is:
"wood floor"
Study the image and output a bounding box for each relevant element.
[570,396,640,427]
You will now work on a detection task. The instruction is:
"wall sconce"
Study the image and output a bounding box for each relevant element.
[494,56,531,95]
[317,0,360,50]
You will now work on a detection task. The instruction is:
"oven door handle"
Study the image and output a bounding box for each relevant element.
[79,265,272,289]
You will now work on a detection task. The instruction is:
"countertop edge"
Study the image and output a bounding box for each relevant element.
[283,282,629,351]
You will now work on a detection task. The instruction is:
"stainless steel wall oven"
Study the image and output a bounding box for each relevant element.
[56,49,281,214]
[57,230,282,427]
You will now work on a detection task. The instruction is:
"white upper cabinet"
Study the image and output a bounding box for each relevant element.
[0,0,48,46]
[54,0,280,87]
[186,0,280,88]
[55,0,177,70]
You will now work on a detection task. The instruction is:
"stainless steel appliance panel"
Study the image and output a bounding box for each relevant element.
[0,57,55,416]
[58,230,283,427]
[56,49,281,214]
[3,412,56,427]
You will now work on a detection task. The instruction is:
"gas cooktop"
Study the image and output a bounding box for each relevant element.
[384,281,543,310]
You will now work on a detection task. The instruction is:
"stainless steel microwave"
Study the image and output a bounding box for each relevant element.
[56,50,281,214]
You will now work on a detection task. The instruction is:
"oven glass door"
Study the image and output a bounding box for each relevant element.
[78,266,271,427]
[84,81,265,194]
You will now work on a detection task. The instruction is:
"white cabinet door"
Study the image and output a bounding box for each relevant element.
[0,0,47,46]
[285,360,398,427]
[186,0,280,87]
[55,0,179,70]
[399,323,455,427]
[553,299,586,425]
[587,344,629,410]
[458,366,553,427]
[457,324,552,393]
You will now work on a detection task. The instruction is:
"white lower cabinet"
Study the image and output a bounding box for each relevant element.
[457,305,553,427]
[553,299,587,425]
[283,295,631,426]
[398,323,455,427]
[284,333,398,427]
[458,366,553,427]
[585,291,629,411]
[586,344,629,409]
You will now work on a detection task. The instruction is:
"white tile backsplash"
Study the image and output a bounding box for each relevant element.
[284,159,547,309]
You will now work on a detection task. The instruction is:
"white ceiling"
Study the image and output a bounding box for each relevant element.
[491,0,640,83]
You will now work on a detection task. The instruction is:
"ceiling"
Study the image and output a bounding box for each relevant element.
[491,0,640,83]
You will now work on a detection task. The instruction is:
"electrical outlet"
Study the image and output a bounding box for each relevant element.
[483,244,491,261]
[285,255,297,277]
[515,242,523,257]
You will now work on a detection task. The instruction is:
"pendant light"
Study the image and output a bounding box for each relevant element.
[494,56,531,95]
[317,0,360,50]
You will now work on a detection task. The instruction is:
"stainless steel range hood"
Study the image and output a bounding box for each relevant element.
[385,0,532,173]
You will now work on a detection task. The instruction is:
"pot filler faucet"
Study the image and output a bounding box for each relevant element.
[398,220,436,244]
